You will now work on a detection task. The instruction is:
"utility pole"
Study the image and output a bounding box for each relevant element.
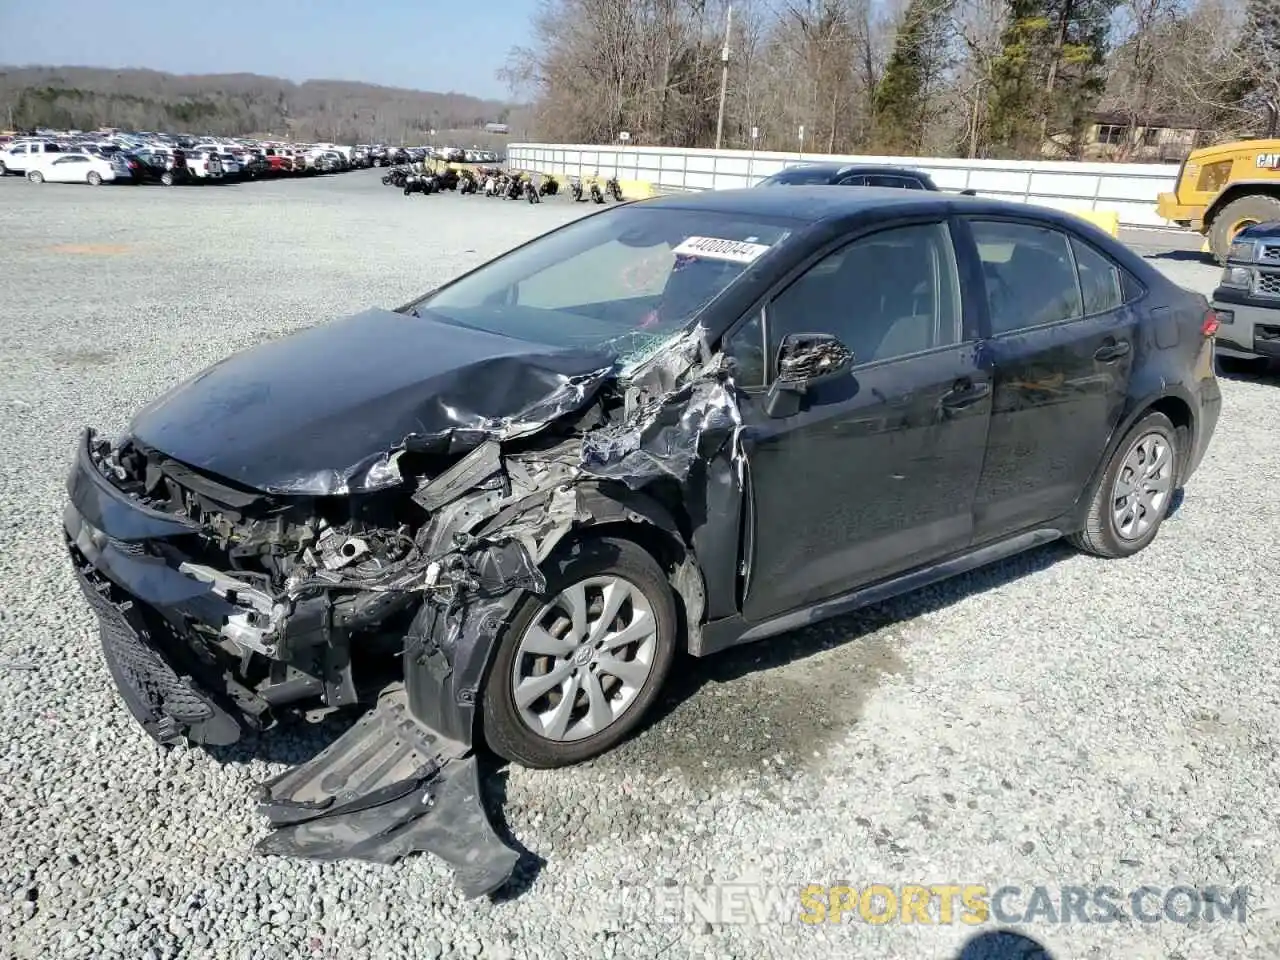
[714,5,733,150]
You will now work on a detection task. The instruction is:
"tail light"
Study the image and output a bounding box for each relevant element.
[1202,310,1220,337]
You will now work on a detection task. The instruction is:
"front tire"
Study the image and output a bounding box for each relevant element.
[27,170,43,183]
[87,171,103,186]
[1208,194,1280,263]
[1069,411,1179,558]
[482,537,677,768]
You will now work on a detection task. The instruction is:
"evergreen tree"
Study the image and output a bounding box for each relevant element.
[873,0,954,155]
[986,0,1116,158]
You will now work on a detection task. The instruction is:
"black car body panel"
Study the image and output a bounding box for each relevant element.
[128,308,617,495]
[1210,219,1280,359]
[64,187,1221,897]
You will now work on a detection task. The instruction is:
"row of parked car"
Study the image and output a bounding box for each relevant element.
[378,145,503,167]
[0,133,373,186]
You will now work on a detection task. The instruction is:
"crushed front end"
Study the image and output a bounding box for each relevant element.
[62,325,741,897]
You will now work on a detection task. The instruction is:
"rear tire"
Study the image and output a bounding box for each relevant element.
[1069,411,1179,559]
[482,537,678,769]
[160,171,175,186]
[1208,194,1280,263]
[86,171,103,186]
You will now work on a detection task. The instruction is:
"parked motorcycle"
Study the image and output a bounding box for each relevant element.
[606,175,623,201]
[434,166,460,191]
[589,180,605,204]
[404,172,438,196]
[524,179,541,203]
[458,169,479,194]
[505,175,524,200]
[538,174,560,197]
[569,177,584,201]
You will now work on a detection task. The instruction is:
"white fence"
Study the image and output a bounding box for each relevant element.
[507,143,1181,228]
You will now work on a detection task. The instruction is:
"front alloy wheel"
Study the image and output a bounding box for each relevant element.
[482,537,677,767]
[512,575,658,742]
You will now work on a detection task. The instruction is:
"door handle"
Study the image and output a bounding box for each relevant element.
[1094,340,1131,362]
[941,379,991,409]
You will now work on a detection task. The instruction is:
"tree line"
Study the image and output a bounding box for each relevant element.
[0,66,518,143]
[500,0,1280,160]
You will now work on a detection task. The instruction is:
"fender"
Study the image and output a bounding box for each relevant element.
[1069,382,1198,529]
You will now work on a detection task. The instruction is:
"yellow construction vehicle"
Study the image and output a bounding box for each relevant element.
[1157,136,1280,262]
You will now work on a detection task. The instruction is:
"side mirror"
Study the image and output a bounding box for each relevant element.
[764,332,855,418]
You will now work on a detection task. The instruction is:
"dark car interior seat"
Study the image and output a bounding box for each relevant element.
[990,242,1080,331]
[769,240,941,365]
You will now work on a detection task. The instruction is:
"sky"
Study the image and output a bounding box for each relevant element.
[0,0,533,101]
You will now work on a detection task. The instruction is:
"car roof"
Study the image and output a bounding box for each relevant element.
[769,161,929,177]
[631,187,1138,250]
[634,185,954,223]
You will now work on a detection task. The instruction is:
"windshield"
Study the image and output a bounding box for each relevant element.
[759,167,837,186]
[413,206,793,363]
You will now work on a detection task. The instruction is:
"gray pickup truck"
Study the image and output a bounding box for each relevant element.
[1211,221,1280,364]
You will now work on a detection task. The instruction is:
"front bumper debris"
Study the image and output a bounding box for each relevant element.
[256,689,520,897]
[70,554,245,746]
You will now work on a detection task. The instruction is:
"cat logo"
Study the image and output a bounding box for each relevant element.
[1255,153,1280,168]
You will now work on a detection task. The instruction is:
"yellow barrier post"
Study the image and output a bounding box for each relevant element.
[1066,209,1121,238]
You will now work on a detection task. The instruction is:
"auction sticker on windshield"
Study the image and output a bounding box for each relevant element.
[672,236,772,264]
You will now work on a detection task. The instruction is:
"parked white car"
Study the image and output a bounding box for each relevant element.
[26,152,131,185]
[186,149,225,179]
[0,140,79,175]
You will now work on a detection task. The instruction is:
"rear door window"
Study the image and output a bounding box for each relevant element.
[969,220,1083,334]
[863,175,923,189]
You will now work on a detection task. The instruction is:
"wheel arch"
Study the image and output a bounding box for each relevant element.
[1071,388,1197,529]
[408,483,708,750]
[560,484,708,657]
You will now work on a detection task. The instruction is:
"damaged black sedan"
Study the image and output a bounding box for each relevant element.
[65,188,1221,897]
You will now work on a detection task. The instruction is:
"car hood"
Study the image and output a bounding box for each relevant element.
[1232,220,1280,242]
[128,308,617,496]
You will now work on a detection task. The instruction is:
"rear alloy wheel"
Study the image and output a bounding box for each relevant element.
[27,170,43,184]
[1069,411,1179,558]
[160,171,174,186]
[86,171,103,186]
[482,537,677,768]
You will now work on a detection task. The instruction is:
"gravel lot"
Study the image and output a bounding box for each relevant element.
[1,171,1277,960]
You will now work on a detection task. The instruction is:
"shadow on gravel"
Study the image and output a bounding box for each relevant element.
[481,764,548,900]
[205,712,353,767]
[1215,355,1280,385]
[1144,249,1210,264]
[596,538,1082,788]
[954,929,1056,959]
